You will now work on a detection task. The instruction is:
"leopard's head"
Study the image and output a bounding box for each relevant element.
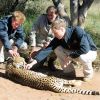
[6,56,26,68]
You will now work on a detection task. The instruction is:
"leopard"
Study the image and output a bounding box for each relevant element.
[5,56,100,95]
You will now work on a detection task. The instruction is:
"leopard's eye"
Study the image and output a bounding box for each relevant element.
[17,62,24,68]
[15,63,20,68]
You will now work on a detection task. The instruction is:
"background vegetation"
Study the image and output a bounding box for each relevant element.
[24,0,100,48]
[84,1,100,48]
[0,0,100,48]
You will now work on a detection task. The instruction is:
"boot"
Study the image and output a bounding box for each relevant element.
[47,52,57,71]
[48,58,56,71]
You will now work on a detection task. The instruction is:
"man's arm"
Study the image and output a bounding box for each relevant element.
[0,31,19,56]
[0,31,12,51]
[25,38,60,69]
[34,38,60,62]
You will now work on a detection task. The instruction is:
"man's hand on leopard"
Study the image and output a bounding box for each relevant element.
[24,59,37,70]
[9,46,20,57]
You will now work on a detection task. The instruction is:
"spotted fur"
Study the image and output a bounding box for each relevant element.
[5,57,100,95]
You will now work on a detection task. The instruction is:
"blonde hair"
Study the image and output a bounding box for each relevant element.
[51,18,67,29]
[12,11,26,23]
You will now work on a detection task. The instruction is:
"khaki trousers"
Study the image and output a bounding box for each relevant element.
[54,46,97,78]
[0,40,4,62]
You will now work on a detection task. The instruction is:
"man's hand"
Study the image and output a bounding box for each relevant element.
[24,59,37,70]
[8,49,19,57]
[8,46,20,57]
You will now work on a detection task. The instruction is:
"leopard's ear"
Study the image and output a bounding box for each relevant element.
[6,57,14,64]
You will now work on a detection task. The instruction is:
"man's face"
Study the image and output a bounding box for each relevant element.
[52,27,66,39]
[47,11,57,23]
[12,18,22,29]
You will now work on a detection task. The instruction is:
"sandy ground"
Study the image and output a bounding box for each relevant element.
[0,64,100,100]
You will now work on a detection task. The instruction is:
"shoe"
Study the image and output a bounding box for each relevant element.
[83,77,92,82]
[47,56,57,71]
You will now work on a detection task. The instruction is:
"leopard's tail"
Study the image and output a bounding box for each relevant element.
[54,87,100,95]
[70,88,100,95]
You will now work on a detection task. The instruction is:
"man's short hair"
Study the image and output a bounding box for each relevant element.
[51,18,67,29]
[12,11,26,23]
[46,6,58,14]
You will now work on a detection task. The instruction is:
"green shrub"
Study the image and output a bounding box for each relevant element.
[85,2,100,48]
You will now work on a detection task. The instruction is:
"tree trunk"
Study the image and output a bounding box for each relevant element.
[6,0,19,14]
[78,0,94,27]
[52,0,71,26]
[70,0,78,26]
[52,0,94,28]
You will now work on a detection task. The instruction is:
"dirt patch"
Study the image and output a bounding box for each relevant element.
[0,63,100,100]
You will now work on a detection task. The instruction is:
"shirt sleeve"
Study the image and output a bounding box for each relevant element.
[0,31,12,51]
[34,38,60,62]
[69,27,90,58]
